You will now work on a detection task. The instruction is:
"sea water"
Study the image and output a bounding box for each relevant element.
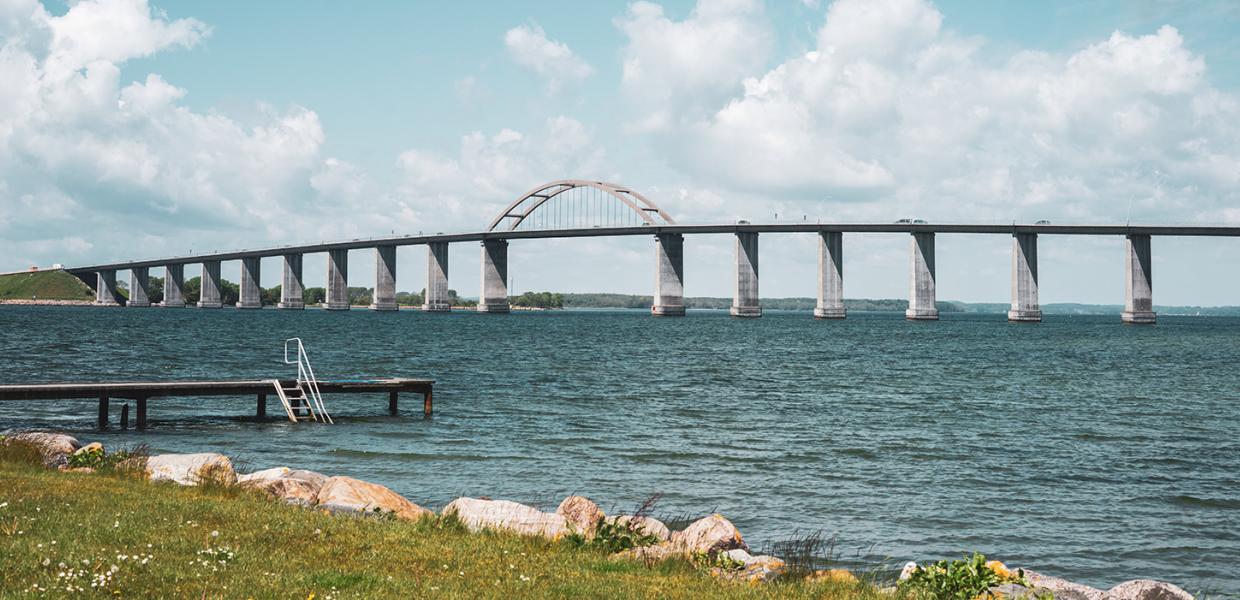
[1,306,1237,594]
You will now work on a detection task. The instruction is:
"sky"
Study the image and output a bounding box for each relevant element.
[1,0,1239,304]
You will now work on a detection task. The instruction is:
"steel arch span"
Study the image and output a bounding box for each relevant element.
[486,180,676,232]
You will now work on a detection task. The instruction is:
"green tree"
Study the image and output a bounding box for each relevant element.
[303,287,326,305]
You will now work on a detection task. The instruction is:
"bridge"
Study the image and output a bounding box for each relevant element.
[65,179,1240,324]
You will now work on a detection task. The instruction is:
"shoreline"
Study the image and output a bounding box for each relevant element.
[0,431,1200,599]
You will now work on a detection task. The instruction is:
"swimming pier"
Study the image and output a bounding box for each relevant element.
[0,378,434,430]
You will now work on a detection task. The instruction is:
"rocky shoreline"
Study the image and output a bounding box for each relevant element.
[3,431,1197,600]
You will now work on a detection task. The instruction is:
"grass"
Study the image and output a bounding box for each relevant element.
[0,270,93,301]
[0,452,911,599]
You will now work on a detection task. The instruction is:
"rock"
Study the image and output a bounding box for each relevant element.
[899,561,918,581]
[987,560,1013,579]
[237,469,323,506]
[315,476,430,521]
[286,469,328,488]
[989,583,1043,599]
[7,432,81,467]
[711,554,786,584]
[236,467,290,484]
[608,515,671,542]
[747,555,785,570]
[443,497,568,539]
[237,468,328,506]
[1105,579,1194,600]
[1023,570,1105,600]
[671,514,747,554]
[555,495,604,537]
[808,569,859,584]
[259,477,321,505]
[73,442,104,456]
[146,453,237,486]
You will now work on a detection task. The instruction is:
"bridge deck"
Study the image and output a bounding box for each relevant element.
[0,377,434,429]
[63,222,1240,274]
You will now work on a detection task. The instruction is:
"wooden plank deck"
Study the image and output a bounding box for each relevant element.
[0,378,434,429]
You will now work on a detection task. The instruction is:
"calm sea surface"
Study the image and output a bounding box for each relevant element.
[1,306,1237,594]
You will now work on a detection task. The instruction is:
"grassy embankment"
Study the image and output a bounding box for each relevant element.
[0,270,93,301]
[0,448,899,599]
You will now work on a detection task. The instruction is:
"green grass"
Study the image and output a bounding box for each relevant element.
[0,270,93,301]
[0,455,907,599]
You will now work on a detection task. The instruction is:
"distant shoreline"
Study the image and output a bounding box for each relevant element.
[0,299,93,306]
[4,300,1239,317]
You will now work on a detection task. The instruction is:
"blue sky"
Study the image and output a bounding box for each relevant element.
[3,0,1239,304]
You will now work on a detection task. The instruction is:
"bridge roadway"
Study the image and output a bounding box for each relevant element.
[62,220,1240,325]
[64,223,1240,273]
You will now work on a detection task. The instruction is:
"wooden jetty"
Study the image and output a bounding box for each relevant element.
[0,378,433,429]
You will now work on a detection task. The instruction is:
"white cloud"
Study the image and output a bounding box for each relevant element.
[616,0,773,131]
[43,0,209,76]
[0,0,360,268]
[650,0,1240,225]
[503,23,592,92]
[394,117,606,230]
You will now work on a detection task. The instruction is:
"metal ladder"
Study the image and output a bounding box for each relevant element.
[273,338,332,423]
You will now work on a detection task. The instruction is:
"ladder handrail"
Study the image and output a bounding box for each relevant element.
[298,343,330,423]
[284,338,331,424]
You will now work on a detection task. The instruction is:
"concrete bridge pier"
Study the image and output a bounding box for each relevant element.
[197,261,222,308]
[94,270,121,306]
[278,254,304,309]
[128,267,151,307]
[1008,232,1041,322]
[324,249,350,310]
[731,231,761,318]
[652,233,685,316]
[237,257,262,309]
[906,232,938,320]
[1122,234,1156,324]
[370,245,398,311]
[478,239,510,313]
[423,241,450,312]
[162,264,185,307]
[814,231,846,319]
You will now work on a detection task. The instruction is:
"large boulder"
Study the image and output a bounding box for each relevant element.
[1105,580,1194,600]
[671,514,747,554]
[315,476,430,521]
[286,469,328,488]
[6,432,81,467]
[555,496,604,537]
[1023,570,1105,600]
[146,453,236,486]
[236,467,290,484]
[238,468,326,506]
[608,515,671,542]
[442,497,568,539]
